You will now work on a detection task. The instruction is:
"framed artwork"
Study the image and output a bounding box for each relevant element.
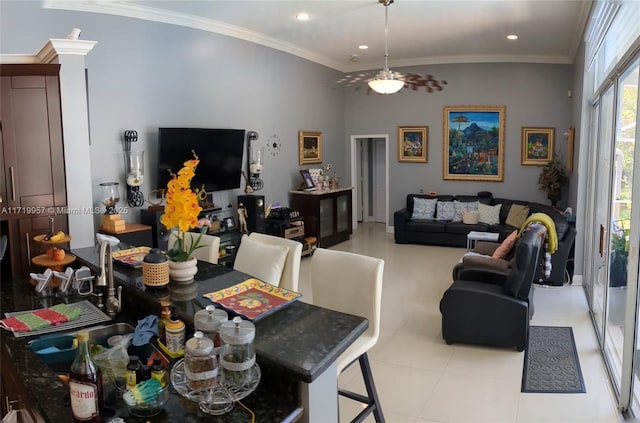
[398,126,428,163]
[443,105,506,181]
[298,131,322,165]
[521,127,555,165]
[567,126,575,171]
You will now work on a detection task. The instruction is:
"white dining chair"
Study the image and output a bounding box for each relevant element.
[233,232,302,292]
[168,231,220,264]
[311,248,385,423]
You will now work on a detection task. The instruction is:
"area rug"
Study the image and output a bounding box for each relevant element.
[521,326,586,393]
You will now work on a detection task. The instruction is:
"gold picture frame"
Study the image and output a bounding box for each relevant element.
[443,105,506,181]
[567,126,575,172]
[521,127,555,165]
[298,130,322,165]
[398,126,428,163]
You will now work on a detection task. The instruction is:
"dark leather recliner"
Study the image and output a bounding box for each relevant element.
[439,227,544,351]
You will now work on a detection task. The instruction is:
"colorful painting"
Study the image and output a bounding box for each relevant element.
[521,127,555,165]
[298,131,322,165]
[443,105,506,181]
[398,126,428,162]
[203,278,302,321]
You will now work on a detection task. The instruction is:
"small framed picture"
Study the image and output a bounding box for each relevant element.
[299,169,315,189]
[398,126,428,163]
[521,127,555,165]
[223,216,235,230]
[298,131,322,165]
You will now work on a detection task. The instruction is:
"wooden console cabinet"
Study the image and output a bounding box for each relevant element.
[290,188,353,248]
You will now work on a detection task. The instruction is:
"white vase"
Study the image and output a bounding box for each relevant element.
[168,257,198,283]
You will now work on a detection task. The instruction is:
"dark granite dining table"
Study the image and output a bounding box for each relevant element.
[0,244,367,422]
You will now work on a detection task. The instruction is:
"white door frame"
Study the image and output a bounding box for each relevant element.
[350,134,389,232]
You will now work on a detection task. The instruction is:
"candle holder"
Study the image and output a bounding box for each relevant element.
[123,130,145,207]
[126,150,145,207]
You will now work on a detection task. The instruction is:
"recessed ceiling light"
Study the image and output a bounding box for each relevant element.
[358,45,369,50]
[507,34,518,40]
[296,13,310,21]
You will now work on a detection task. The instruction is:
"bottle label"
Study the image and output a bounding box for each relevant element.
[69,380,99,419]
[166,329,185,353]
[126,369,137,388]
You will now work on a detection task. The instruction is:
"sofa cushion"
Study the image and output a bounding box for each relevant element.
[479,203,502,225]
[453,200,479,222]
[436,201,456,220]
[411,197,437,220]
[506,204,530,228]
[492,230,518,259]
[406,220,446,233]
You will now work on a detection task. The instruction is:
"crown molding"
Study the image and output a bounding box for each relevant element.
[0,39,97,64]
[37,39,98,63]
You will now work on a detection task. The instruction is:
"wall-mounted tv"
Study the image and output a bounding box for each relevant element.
[158,128,245,193]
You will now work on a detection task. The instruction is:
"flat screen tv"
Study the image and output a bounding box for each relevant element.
[157,128,245,193]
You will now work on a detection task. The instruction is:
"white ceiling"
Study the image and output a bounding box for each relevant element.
[43,0,593,73]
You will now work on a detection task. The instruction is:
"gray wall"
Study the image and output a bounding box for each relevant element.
[2,2,577,232]
[1,1,345,225]
[345,62,575,215]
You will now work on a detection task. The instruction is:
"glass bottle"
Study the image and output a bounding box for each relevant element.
[69,329,104,422]
[194,305,228,354]
[184,331,218,391]
[220,317,256,389]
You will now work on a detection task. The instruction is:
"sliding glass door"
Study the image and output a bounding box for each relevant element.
[588,57,640,413]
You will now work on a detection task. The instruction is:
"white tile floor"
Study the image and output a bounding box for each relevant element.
[297,223,623,423]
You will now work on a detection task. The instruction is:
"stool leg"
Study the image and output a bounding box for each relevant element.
[358,353,384,423]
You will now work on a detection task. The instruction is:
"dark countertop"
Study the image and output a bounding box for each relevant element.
[1,246,367,422]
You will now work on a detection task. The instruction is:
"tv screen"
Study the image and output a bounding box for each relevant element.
[158,128,245,193]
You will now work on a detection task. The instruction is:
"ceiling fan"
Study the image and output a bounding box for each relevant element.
[337,71,448,94]
[338,0,448,95]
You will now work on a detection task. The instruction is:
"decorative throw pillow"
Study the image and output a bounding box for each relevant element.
[478,203,502,225]
[492,230,518,259]
[505,204,530,228]
[453,200,479,222]
[436,201,455,221]
[411,197,437,220]
[233,234,289,286]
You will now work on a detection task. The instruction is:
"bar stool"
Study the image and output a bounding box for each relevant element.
[311,248,385,422]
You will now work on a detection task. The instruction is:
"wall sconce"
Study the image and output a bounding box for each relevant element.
[247,131,264,191]
[123,130,144,207]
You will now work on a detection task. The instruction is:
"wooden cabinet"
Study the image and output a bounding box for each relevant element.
[1,342,44,422]
[290,188,353,248]
[1,64,68,277]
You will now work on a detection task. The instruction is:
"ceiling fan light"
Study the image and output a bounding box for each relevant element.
[368,70,404,94]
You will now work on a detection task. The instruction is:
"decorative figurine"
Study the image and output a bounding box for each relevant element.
[237,203,248,234]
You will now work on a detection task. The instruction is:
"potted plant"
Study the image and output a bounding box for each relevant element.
[609,229,629,287]
[538,155,568,207]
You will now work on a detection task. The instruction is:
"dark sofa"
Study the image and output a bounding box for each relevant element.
[393,192,576,286]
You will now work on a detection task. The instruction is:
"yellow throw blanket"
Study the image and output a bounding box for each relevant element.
[519,212,558,253]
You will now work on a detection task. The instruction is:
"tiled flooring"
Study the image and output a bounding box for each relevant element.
[297,222,623,423]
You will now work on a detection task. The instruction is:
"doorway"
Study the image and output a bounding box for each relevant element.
[350,135,389,231]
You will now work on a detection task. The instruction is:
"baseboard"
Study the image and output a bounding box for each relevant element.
[572,274,583,286]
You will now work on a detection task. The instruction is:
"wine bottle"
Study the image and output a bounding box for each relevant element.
[69,329,104,422]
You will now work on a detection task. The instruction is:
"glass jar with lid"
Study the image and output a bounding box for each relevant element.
[184,331,218,392]
[194,305,228,354]
[220,317,255,389]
